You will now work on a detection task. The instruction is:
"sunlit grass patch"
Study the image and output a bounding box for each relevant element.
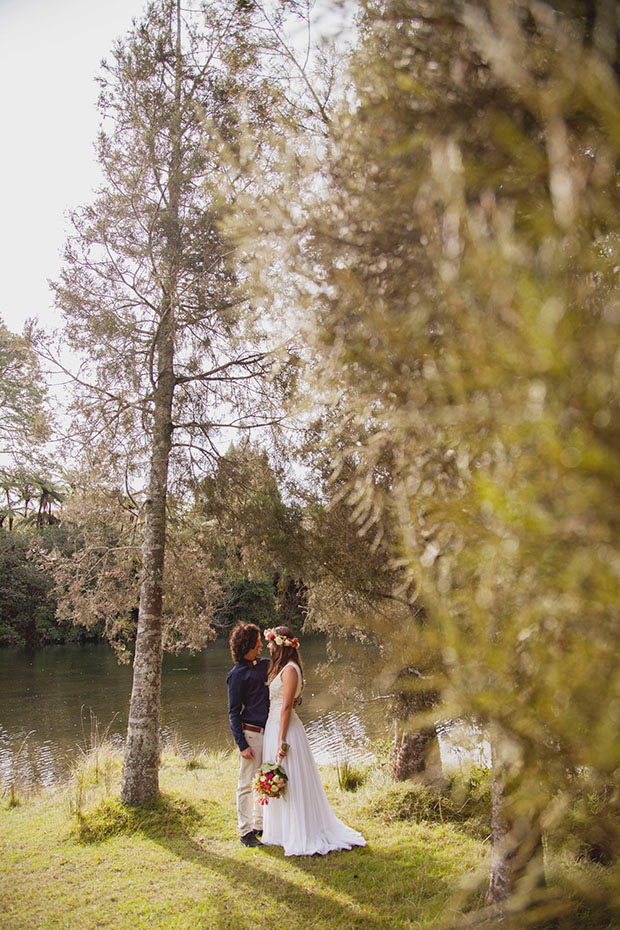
[67,739,121,820]
[0,748,490,930]
[160,743,233,770]
[336,756,368,792]
[75,795,205,843]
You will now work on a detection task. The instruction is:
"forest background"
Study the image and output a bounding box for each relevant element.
[2,0,620,927]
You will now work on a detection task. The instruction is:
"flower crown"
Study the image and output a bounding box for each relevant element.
[264,628,300,648]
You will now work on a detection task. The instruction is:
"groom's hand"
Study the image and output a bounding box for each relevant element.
[240,747,254,759]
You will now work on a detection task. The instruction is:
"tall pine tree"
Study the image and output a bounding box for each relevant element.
[47,0,287,805]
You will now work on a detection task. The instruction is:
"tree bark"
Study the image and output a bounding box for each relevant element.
[120,0,181,807]
[391,674,442,782]
[392,726,442,782]
[120,300,175,805]
[487,737,546,908]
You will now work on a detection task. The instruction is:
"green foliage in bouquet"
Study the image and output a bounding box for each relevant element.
[253,762,288,805]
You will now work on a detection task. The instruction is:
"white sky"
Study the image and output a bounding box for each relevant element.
[0,0,149,335]
[0,0,352,339]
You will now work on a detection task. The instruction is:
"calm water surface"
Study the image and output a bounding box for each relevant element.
[0,637,391,788]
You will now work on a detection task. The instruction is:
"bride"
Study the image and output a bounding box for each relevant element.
[261,626,366,856]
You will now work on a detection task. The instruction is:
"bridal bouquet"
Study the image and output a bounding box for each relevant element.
[253,762,288,806]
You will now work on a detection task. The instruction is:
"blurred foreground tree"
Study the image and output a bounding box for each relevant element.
[291,421,445,782]
[240,0,620,924]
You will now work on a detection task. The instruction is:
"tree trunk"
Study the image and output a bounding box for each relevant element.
[120,301,175,806]
[392,726,442,782]
[487,737,546,908]
[391,674,442,782]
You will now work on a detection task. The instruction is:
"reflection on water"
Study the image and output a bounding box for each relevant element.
[0,638,390,788]
[306,710,379,766]
[438,722,491,771]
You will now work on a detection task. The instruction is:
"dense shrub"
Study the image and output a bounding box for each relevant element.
[363,768,492,841]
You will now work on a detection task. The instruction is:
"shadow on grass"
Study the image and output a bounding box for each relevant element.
[76,793,466,929]
[75,795,206,843]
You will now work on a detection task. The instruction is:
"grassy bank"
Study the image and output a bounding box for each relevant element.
[0,749,494,930]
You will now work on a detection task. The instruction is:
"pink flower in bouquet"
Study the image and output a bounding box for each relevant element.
[253,762,288,805]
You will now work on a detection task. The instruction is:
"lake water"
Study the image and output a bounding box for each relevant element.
[0,637,490,789]
[0,637,394,788]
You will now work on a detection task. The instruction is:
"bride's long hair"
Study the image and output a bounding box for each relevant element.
[267,626,304,688]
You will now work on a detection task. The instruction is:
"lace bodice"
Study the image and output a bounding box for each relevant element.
[269,661,302,707]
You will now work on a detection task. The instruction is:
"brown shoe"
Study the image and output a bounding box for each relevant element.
[240,831,262,848]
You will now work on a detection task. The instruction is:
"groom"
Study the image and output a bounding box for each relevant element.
[227,623,269,848]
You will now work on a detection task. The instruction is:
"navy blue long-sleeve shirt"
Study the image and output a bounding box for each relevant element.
[226,657,270,752]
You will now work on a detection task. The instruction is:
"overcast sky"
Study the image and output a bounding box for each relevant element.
[0,0,351,340]
[0,0,149,335]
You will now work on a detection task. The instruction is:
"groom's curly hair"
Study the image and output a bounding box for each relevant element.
[229,623,261,663]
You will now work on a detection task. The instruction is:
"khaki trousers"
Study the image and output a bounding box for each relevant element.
[236,728,264,836]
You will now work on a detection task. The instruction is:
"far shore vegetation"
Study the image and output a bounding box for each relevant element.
[0,516,291,649]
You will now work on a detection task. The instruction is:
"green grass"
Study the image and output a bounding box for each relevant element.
[0,749,491,930]
[359,766,492,840]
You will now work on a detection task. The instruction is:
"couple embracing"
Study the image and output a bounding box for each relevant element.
[226,622,366,856]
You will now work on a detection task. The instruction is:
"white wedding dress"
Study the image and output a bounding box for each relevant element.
[262,661,366,856]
